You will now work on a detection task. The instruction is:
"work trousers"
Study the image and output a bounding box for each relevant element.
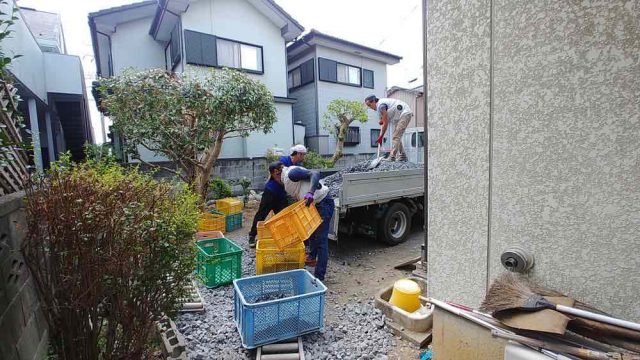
[308,196,335,281]
[389,112,413,161]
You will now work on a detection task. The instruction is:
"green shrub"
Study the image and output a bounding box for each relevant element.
[23,161,198,359]
[239,176,252,205]
[209,176,233,199]
[265,148,279,162]
[302,150,332,169]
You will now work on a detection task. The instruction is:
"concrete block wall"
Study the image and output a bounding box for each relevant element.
[0,192,48,360]
[427,0,640,320]
[144,153,374,190]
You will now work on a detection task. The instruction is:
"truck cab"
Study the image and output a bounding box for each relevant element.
[373,127,424,164]
[402,127,424,164]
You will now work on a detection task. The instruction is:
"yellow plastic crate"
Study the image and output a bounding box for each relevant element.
[257,221,271,240]
[256,239,305,275]
[263,200,322,250]
[216,197,243,215]
[197,212,225,232]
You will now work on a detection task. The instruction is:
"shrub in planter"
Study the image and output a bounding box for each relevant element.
[22,161,198,360]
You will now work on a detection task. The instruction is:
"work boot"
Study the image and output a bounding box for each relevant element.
[305,255,317,267]
[248,236,256,248]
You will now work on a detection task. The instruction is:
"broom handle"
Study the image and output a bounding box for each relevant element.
[377,144,380,157]
[556,305,640,332]
[491,330,617,360]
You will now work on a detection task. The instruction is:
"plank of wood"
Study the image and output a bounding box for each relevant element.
[394,256,421,270]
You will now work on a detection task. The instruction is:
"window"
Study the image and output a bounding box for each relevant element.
[169,24,181,69]
[288,58,315,90]
[371,129,381,147]
[363,69,374,88]
[288,68,301,88]
[343,126,361,145]
[411,131,425,147]
[337,64,361,86]
[184,30,263,73]
[165,23,181,71]
[318,57,362,87]
[216,38,262,72]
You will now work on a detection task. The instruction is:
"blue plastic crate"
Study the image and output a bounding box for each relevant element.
[225,212,243,232]
[233,269,327,349]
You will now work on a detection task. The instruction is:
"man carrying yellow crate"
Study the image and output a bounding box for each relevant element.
[248,162,288,248]
[280,164,334,282]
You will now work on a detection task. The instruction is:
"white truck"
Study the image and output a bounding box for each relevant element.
[327,127,425,245]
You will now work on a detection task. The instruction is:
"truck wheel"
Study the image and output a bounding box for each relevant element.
[378,203,412,245]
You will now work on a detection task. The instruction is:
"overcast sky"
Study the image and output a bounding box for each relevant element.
[16,0,423,144]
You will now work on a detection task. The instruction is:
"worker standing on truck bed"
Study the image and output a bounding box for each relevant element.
[280,164,334,282]
[365,95,413,162]
[248,162,288,248]
[279,144,307,167]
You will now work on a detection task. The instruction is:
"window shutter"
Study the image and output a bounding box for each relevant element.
[184,30,217,67]
[300,58,315,85]
[318,58,337,82]
[184,30,202,65]
[363,69,374,88]
[200,33,217,67]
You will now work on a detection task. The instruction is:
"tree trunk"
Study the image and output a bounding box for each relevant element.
[330,122,349,166]
[193,131,225,207]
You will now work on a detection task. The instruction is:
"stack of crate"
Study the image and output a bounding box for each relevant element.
[197,210,225,233]
[216,198,243,233]
[254,200,321,275]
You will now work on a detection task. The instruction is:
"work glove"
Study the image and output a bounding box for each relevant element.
[378,120,383,125]
[304,192,314,207]
[376,135,383,145]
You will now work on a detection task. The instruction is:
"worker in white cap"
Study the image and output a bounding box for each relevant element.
[280,144,307,167]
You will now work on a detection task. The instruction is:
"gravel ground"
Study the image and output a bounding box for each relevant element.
[177,234,396,360]
[323,160,423,198]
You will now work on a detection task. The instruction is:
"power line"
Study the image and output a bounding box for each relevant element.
[378,3,419,46]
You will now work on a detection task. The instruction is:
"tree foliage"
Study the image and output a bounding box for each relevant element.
[322,99,368,166]
[99,68,277,203]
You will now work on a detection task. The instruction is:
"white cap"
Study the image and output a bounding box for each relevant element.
[290,144,307,154]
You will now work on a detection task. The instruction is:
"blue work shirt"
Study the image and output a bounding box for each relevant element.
[279,155,301,167]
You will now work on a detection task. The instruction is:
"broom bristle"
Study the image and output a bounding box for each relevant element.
[480,272,536,314]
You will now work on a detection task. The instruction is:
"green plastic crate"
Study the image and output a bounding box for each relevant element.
[225,212,243,232]
[196,237,242,288]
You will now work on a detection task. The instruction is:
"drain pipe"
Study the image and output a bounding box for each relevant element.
[421,0,429,270]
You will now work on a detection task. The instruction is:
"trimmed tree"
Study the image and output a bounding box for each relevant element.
[99,68,276,202]
[323,99,368,166]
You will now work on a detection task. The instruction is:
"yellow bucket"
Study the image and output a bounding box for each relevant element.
[388,279,421,313]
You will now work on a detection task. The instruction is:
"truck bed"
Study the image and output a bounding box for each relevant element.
[337,168,424,213]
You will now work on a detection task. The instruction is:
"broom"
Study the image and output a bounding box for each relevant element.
[480,273,640,332]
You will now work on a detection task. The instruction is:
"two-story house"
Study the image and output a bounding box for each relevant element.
[89,0,304,162]
[286,29,401,157]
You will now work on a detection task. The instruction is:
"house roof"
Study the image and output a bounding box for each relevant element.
[88,1,157,34]
[387,85,424,96]
[89,0,304,76]
[148,0,303,42]
[287,29,402,65]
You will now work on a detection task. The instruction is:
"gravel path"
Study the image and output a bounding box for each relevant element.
[323,160,423,198]
[177,235,396,360]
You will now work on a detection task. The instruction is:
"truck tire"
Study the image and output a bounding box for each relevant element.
[378,202,412,245]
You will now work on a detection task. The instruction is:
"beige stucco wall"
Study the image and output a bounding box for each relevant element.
[427,0,640,321]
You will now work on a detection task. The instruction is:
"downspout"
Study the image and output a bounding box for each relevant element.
[422,0,429,270]
[285,38,294,145]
